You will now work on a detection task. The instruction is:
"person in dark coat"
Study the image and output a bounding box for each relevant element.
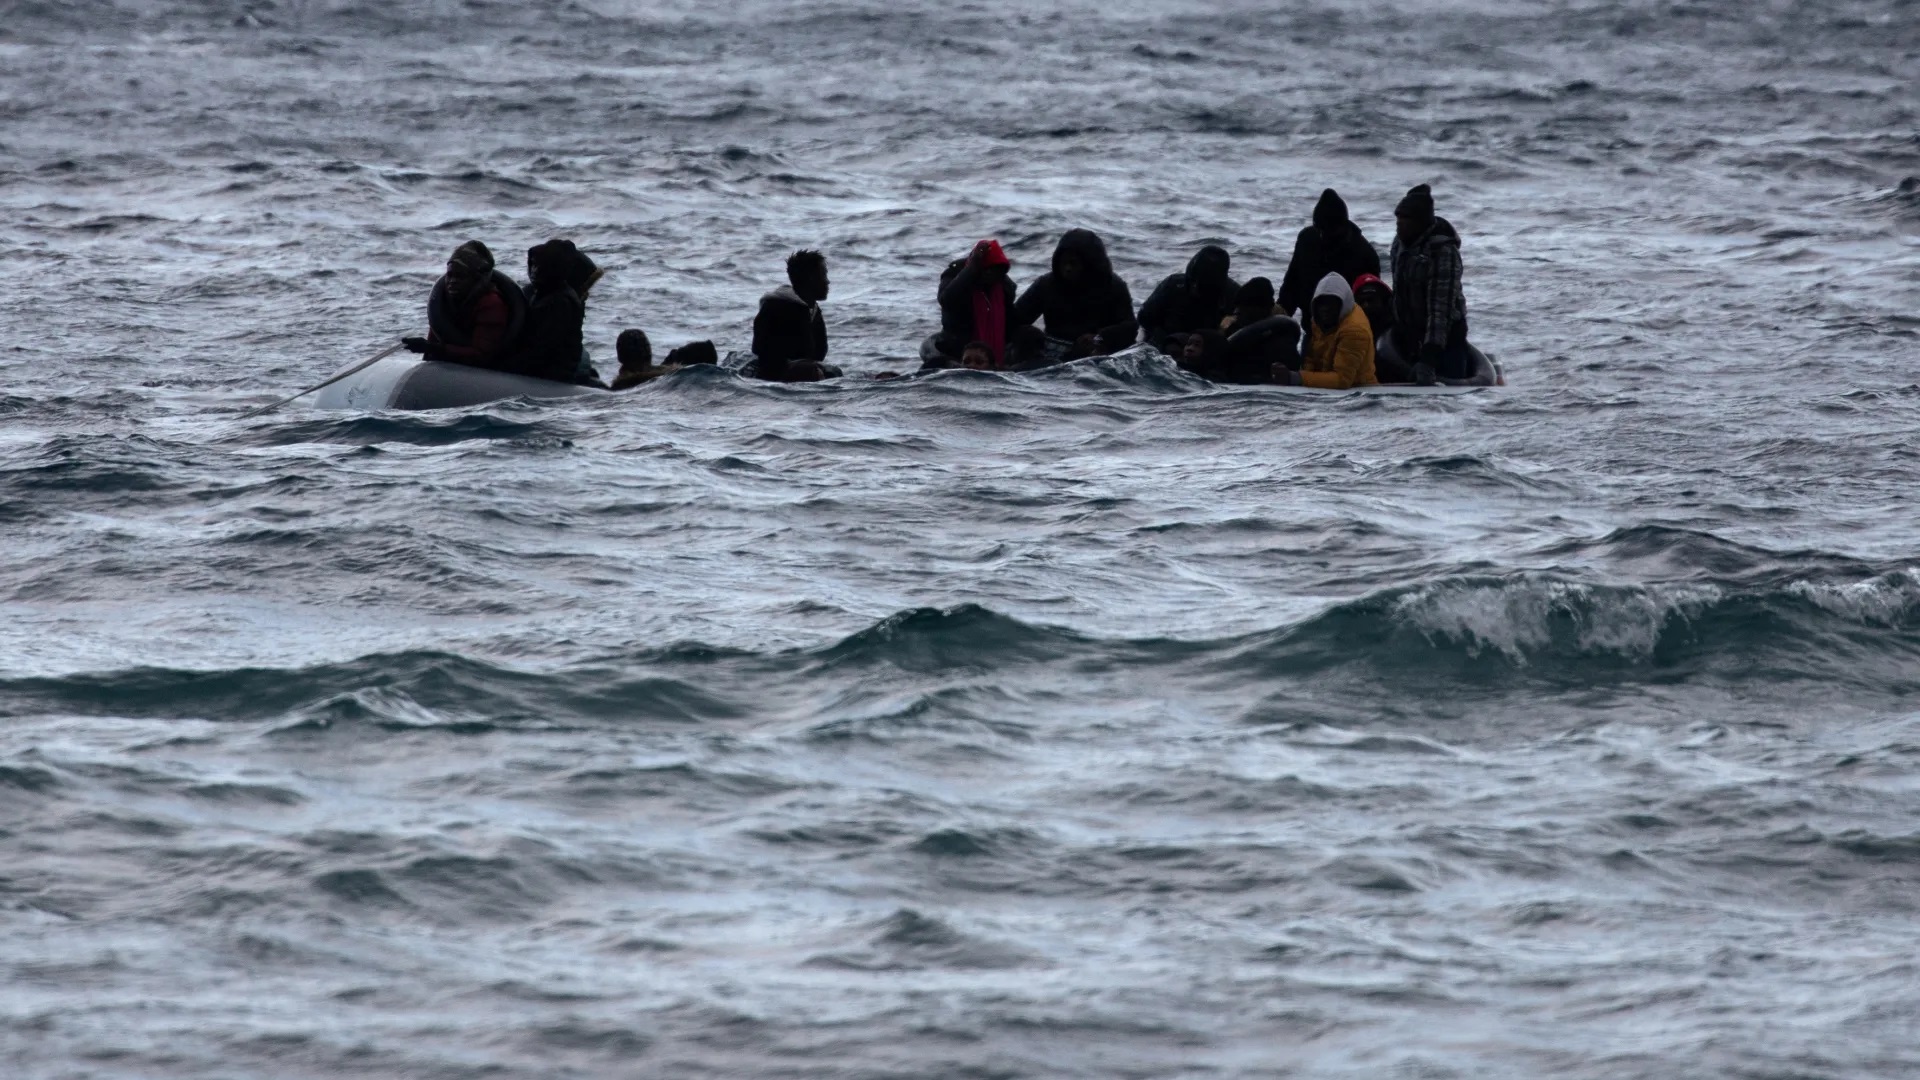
[1136,244,1238,353]
[929,240,1017,368]
[1276,188,1381,318]
[403,239,525,369]
[1010,228,1137,365]
[1388,183,1471,381]
[1351,273,1414,382]
[609,330,719,389]
[509,238,596,383]
[751,249,833,382]
[1219,276,1277,337]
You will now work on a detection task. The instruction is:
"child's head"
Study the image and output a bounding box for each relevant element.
[616,329,653,370]
[961,341,994,369]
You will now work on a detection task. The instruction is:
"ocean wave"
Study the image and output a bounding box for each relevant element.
[6,569,1916,726]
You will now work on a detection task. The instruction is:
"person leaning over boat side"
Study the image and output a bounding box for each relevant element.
[926,240,1017,370]
[1276,188,1381,319]
[1274,272,1377,389]
[1136,244,1238,354]
[1389,183,1471,382]
[1351,273,1413,382]
[610,329,661,389]
[402,240,525,369]
[1009,228,1137,367]
[751,249,834,382]
[508,239,597,384]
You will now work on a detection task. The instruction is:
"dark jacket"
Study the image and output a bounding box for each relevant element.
[1277,225,1381,316]
[1222,315,1301,384]
[1011,229,1137,348]
[426,270,526,368]
[1136,247,1238,350]
[1388,217,1467,356]
[751,285,828,381]
[935,258,1018,359]
[509,282,586,382]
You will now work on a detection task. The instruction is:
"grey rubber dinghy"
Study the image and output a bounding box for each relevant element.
[311,354,605,410]
[1278,343,1503,395]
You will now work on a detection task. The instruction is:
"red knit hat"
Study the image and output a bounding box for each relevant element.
[1351,273,1389,297]
[979,239,1011,268]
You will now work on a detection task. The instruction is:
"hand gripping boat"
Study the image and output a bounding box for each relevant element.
[310,354,605,411]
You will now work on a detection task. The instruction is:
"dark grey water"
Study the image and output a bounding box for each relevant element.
[4,1,1919,1077]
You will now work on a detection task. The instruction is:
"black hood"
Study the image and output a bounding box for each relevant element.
[1185,245,1230,289]
[1313,188,1350,231]
[1051,228,1114,286]
[1416,216,1461,248]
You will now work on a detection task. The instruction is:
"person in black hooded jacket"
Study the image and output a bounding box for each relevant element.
[1136,244,1238,353]
[1276,188,1381,318]
[1010,228,1137,365]
[508,238,599,384]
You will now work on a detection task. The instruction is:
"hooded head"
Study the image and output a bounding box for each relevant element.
[1312,188,1351,235]
[445,240,495,299]
[978,239,1011,270]
[1185,244,1231,295]
[528,238,584,291]
[1051,228,1114,288]
[1310,272,1355,332]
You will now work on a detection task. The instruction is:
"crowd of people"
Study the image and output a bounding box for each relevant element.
[404,183,1475,391]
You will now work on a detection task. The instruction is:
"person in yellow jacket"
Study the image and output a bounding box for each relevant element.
[1273,272,1377,389]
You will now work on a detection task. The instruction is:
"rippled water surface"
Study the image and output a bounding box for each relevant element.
[4,1,1919,1077]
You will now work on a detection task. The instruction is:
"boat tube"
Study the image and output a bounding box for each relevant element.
[310,354,605,411]
[1269,342,1501,395]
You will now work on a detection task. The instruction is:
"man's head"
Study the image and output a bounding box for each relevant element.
[1394,183,1435,244]
[1234,276,1275,324]
[1187,245,1231,296]
[1313,188,1352,245]
[1312,295,1344,332]
[1352,274,1391,329]
[445,240,494,300]
[961,341,995,369]
[616,328,652,371]
[1182,330,1225,366]
[1056,250,1085,285]
[1310,272,1355,333]
[787,249,829,303]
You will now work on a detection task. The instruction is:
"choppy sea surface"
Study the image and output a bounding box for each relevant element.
[4,1,1919,1076]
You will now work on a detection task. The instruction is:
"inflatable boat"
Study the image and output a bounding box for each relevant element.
[1278,343,1503,395]
[310,354,605,411]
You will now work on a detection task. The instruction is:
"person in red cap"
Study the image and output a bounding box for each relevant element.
[1349,272,1413,382]
[925,239,1017,369]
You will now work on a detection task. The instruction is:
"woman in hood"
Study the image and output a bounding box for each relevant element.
[1274,272,1376,389]
[929,239,1017,368]
[1010,228,1138,363]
